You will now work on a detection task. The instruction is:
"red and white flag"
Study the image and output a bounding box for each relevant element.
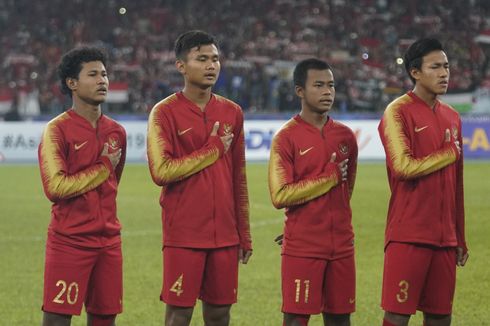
[107,82,129,103]
[475,30,490,44]
[0,88,14,114]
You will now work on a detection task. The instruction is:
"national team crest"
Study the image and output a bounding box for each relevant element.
[339,143,349,155]
[452,127,458,140]
[108,136,119,150]
[223,123,233,135]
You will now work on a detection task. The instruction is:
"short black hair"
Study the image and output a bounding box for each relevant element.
[58,47,107,96]
[404,38,444,84]
[293,58,332,88]
[174,30,218,60]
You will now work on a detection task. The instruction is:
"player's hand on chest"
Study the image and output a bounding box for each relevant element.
[175,117,235,151]
[293,134,350,176]
[67,129,123,170]
[410,111,457,156]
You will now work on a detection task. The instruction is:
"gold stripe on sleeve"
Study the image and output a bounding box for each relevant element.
[382,96,457,179]
[147,99,220,186]
[269,122,339,209]
[39,115,109,202]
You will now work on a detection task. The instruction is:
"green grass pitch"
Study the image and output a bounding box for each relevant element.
[0,162,489,325]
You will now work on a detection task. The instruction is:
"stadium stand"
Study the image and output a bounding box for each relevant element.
[0,0,489,119]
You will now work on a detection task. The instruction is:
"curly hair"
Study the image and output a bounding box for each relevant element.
[58,47,107,97]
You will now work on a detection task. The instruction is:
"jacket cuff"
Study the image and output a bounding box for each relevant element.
[458,241,468,255]
[100,156,114,174]
[324,161,341,185]
[447,142,461,161]
[209,135,225,157]
[240,240,252,251]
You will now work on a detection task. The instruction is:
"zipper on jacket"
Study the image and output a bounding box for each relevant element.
[439,170,445,246]
[329,212,335,258]
[95,120,106,247]
[203,110,218,244]
[213,179,217,246]
[435,110,445,246]
[203,112,209,141]
[323,125,335,258]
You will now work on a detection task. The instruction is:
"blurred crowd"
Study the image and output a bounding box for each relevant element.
[1,0,490,120]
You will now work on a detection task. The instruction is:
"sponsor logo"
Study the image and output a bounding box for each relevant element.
[178,127,193,136]
[299,147,314,156]
[349,298,355,304]
[414,126,429,133]
[74,141,88,150]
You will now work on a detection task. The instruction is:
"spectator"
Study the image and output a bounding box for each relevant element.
[0,0,489,118]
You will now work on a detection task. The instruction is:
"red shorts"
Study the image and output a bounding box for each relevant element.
[382,242,457,315]
[42,235,123,316]
[161,246,239,307]
[281,254,356,315]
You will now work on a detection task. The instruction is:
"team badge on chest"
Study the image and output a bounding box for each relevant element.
[339,143,349,155]
[108,135,120,152]
[223,123,233,136]
[452,127,458,140]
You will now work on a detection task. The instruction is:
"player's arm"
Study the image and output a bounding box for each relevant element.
[114,127,127,183]
[454,121,468,266]
[268,133,342,209]
[232,111,252,261]
[379,108,460,180]
[147,108,226,186]
[38,122,113,202]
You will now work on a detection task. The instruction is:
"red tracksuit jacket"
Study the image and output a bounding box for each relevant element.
[38,110,127,248]
[378,91,467,252]
[269,115,358,260]
[147,92,252,250]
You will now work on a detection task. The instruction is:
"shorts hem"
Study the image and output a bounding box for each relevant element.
[42,305,81,316]
[418,306,452,315]
[200,298,237,306]
[161,296,196,308]
[381,304,416,315]
[86,307,123,315]
[282,307,319,315]
[163,242,239,249]
[323,307,355,314]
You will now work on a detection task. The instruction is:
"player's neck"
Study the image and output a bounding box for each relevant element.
[412,86,438,109]
[299,109,328,131]
[182,85,212,111]
[72,100,102,128]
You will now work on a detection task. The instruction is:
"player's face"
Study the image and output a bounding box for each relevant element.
[177,44,220,89]
[69,61,108,105]
[297,69,335,114]
[412,50,449,95]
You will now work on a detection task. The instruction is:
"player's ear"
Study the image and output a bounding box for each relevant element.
[295,85,304,99]
[66,77,77,91]
[410,67,421,82]
[175,59,186,75]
